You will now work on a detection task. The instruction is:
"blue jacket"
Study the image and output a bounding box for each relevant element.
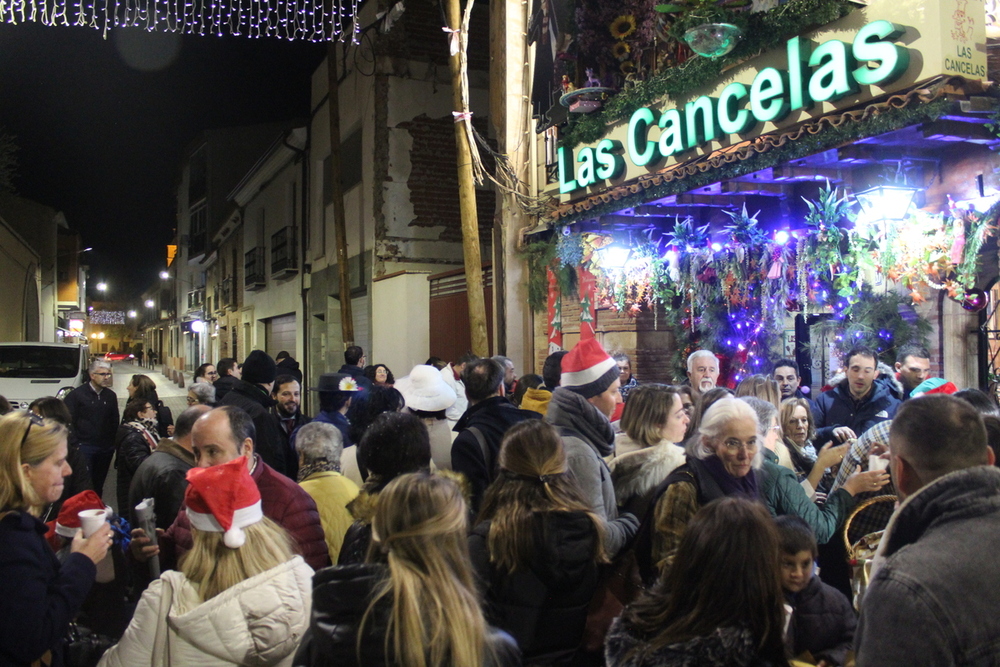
[0,511,96,666]
[813,380,899,444]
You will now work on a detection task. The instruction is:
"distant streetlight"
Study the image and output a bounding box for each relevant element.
[145,299,155,308]
[159,271,170,280]
[96,282,107,292]
[128,310,137,318]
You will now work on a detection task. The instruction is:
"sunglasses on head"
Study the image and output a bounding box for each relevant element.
[20,411,45,449]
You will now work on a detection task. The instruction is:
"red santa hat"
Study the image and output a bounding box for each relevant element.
[184,456,263,549]
[560,339,620,399]
[45,490,107,548]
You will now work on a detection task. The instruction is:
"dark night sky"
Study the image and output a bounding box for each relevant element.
[0,22,326,303]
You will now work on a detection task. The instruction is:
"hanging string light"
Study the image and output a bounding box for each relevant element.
[0,0,361,42]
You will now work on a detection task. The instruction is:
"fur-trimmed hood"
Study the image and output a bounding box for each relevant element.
[346,469,472,526]
[610,442,687,508]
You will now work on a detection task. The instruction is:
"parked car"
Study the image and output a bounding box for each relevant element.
[104,352,134,361]
[0,343,91,410]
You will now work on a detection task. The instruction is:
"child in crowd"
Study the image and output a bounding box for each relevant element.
[777,516,856,667]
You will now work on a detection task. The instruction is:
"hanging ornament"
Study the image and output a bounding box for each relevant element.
[962,288,989,312]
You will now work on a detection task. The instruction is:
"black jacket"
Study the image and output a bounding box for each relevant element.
[219,379,289,476]
[127,438,195,529]
[213,374,239,402]
[114,424,155,517]
[813,380,899,443]
[452,397,541,513]
[0,511,96,666]
[469,511,599,665]
[293,562,521,667]
[43,433,93,524]
[64,383,119,450]
[786,576,856,667]
[271,408,311,482]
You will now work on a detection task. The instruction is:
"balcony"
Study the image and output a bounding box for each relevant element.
[271,226,297,279]
[186,288,205,311]
[245,247,266,291]
[218,276,236,312]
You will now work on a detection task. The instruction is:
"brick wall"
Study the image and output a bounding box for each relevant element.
[397,114,495,243]
[381,0,491,72]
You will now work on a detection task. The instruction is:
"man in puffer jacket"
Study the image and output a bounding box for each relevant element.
[130,407,329,576]
[546,339,639,559]
[814,346,900,444]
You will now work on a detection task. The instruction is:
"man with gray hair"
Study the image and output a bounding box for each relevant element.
[855,395,1000,666]
[686,350,719,397]
[296,422,360,560]
[64,358,120,497]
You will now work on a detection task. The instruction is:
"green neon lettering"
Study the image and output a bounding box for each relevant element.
[808,40,858,102]
[750,68,790,123]
[717,83,754,134]
[685,96,719,149]
[852,20,909,86]
[577,147,596,187]
[658,109,685,157]
[558,146,578,194]
[595,139,625,180]
[786,36,812,111]
[627,107,661,167]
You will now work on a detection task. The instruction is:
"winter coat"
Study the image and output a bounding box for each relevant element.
[0,510,96,667]
[519,387,552,416]
[813,378,900,444]
[292,562,522,667]
[786,575,856,667]
[469,511,599,664]
[64,383,119,450]
[157,456,329,572]
[610,441,686,522]
[98,556,313,667]
[546,387,639,559]
[758,449,856,544]
[272,409,311,482]
[441,364,469,423]
[422,415,455,471]
[213,374,238,403]
[605,618,777,667]
[452,396,542,512]
[276,356,304,385]
[44,433,93,524]
[114,423,157,517]
[127,438,195,529]
[612,433,645,459]
[336,490,377,566]
[219,379,289,477]
[855,466,1000,666]
[307,410,352,449]
[299,471,359,564]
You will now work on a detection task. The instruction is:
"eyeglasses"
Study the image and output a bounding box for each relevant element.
[93,372,112,377]
[186,396,198,405]
[20,411,45,448]
[723,438,758,453]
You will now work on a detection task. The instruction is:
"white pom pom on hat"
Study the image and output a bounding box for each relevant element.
[184,456,263,549]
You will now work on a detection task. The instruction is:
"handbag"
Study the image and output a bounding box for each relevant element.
[580,550,644,654]
[64,623,116,667]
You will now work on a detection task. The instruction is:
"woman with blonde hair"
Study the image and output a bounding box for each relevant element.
[0,411,112,665]
[471,419,604,665]
[780,397,847,492]
[98,456,313,666]
[296,471,520,666]
[610,385,689,520]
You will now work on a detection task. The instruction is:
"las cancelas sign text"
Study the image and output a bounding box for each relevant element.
[559,20,910,194]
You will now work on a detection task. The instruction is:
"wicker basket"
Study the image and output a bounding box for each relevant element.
[842,494,898,611]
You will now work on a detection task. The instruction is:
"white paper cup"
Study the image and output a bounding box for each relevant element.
[78,509,108,538]
[869,455,890,472]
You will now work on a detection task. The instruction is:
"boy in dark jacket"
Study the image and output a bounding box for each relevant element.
[777,516,856,666]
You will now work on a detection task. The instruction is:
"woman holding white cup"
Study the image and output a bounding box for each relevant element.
[0,411,113,666]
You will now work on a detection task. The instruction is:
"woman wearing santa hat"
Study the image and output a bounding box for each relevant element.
[0,411,113,666]
[98,456,313,666]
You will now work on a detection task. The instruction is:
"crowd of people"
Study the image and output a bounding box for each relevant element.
[0,340,998,666]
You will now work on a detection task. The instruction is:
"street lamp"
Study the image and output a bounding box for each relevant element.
[145,299,155,308]
[96,282,108,292]
[159,271,170,280]
[128,310,137,318]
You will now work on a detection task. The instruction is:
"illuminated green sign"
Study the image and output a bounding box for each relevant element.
[559,20,910,194]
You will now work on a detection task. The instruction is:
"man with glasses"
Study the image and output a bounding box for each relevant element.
[64,359,120,498]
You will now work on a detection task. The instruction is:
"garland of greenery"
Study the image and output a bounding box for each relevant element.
[818,287,932,361]
[560,0,858,149]
[552,95,953,226]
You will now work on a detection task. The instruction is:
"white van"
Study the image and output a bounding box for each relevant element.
[0,342,91,410]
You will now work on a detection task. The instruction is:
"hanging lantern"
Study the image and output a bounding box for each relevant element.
[682,23,742,58]
[855,185,920,224]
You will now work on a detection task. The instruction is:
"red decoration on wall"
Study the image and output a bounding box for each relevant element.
[579,266,598,341]
[547,267,563,353]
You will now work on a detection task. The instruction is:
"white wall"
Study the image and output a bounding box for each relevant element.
[372,271,431,375]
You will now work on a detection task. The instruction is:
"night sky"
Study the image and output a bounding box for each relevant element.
[0,22,326,303]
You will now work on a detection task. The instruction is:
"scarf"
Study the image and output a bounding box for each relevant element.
[547,387,616,457]
[701,454,759,499]
[127,420,159,449]
[297,458,340,483]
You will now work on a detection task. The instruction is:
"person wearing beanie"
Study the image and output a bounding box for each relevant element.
[545,339,639,559]
[99,456,313,666]
[218,350,290,477]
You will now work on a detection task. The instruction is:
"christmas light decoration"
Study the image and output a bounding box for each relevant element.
[0,0,360,42]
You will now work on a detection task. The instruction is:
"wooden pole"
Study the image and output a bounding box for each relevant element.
[445,0,489,357]
[327,41,355,348]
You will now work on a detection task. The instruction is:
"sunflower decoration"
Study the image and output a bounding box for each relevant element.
[612,41,632,61]
[609,14,637,40]
[620,60,637,75]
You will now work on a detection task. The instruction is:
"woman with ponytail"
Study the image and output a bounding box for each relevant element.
[295,471,521,667]
[470,419,605,665]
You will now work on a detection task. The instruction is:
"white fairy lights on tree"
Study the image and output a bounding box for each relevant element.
[0,0,360,42]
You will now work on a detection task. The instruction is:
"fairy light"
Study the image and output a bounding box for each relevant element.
[0,0,362,41]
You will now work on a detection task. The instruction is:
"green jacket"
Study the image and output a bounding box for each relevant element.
[759,449,857,544]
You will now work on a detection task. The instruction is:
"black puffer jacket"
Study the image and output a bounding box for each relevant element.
[114,423,156,516]
[213,374,239,402]
[293,563,522,666]
[469,511,600,665]
[219,379,288,476]
[785,576,855,667]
